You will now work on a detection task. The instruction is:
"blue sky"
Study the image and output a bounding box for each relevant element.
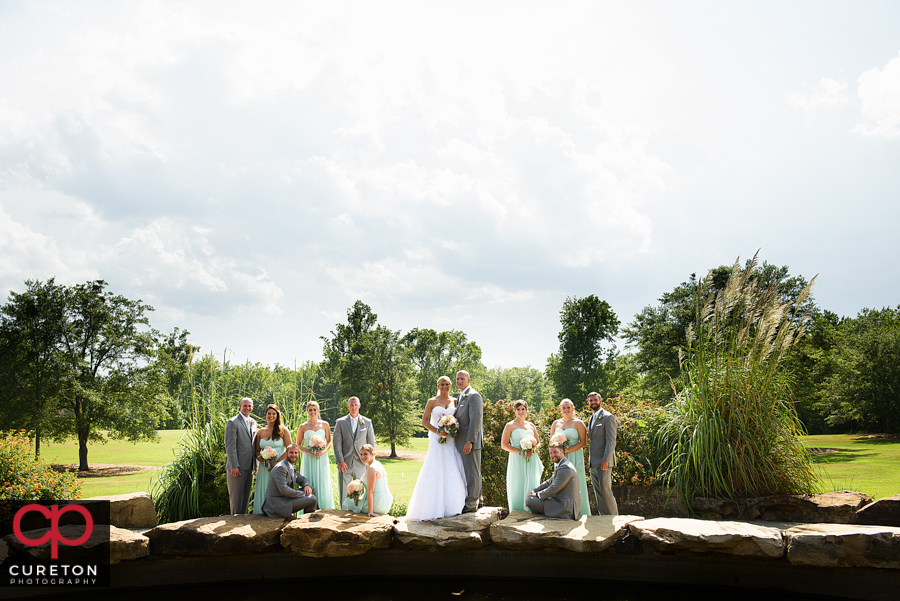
[1,1,898,369]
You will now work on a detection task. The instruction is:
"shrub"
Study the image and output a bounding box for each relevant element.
[0,430,81,526]
[481,396,662,510]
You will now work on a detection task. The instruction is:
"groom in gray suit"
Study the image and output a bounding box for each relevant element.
[224,397,257,515]
[333,396,376,504]
[587,391,618,515]
[526,442,581,519]
[455,370,483,513]
[262,445,317,518]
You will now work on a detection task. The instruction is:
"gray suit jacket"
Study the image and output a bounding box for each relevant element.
[534,457,580,520]
[588,407,617,468]
[262,460,313,518]
[333,414,375,465]
[454,386,484,453]
[225,413,257,472]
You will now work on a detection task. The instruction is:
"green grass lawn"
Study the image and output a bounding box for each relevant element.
[41,430,188,467]
[802,434,900,500]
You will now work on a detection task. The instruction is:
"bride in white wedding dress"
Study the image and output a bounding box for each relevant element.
[404,375,467,521]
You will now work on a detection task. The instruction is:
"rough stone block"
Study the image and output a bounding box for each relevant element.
[490,511,643,553]
[629,517,784,558]
[857,494,900,527]
[86,492,158,529]
[281,510,394,557]
[784,523,900,569]
[146,514,288,556]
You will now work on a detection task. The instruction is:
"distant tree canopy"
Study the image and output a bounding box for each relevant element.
[623,260,815,401]
[546,294,619,402]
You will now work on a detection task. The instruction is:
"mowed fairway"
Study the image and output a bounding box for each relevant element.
[40,430,189,498]
[803,434,900,500]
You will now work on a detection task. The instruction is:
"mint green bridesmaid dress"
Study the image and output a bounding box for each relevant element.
[561,427,590,516]
[252,437,286,514]
[506,428,544,512]
[299,429,335,510]
[341,460,393,514]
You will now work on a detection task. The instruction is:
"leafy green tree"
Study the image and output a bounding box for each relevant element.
[56,281,169,470]
[341,326,417,457]
[402,328,483,408]
[623,260,814,402]
[0,279,69,458]
[155,327,196,428]
[820,306,900,433]
[546,295,619,401]
[480,366,552,410]
[320,301,378,417]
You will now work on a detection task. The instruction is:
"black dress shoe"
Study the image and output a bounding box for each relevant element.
[461,506,476,514]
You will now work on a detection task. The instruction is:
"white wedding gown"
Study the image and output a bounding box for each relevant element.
[405,403,467,521]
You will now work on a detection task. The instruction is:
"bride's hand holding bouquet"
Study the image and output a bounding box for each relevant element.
[436,414,459,444]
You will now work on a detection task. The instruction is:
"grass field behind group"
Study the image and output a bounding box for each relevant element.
[37,431,900,502]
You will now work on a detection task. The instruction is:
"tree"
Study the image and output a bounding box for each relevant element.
[57,281,168,470]
[320,301,378,419]
[341,326,417,457]
[623,259,815,402]
[402,328,484,408]
[156,327,197,428]
[546,295,619,401]
[820,306,900,433]
[0,279,69,458]
[480,366,552,410]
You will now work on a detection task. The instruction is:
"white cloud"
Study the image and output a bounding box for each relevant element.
[854,51,900,139]
[786,77,848,113]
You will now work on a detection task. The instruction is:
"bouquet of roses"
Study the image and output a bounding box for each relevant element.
[347,479,366,504]
[436,414,459,444]
[550,432,569,450]
[519,434,537,461]
[260,445,278,470]
[308,434,327,457]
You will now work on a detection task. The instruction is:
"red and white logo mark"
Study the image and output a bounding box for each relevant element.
[13,504,94,559]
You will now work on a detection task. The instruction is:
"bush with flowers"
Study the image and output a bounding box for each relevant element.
[0,430,81,528]
[481,396,664,509]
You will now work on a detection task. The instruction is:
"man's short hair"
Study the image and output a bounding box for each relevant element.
[287,444,300,451]
[549,441,565,450]
[348,396,360,403]
[587,392,602,400]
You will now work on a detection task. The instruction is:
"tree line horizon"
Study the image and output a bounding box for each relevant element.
[1,252,898,472]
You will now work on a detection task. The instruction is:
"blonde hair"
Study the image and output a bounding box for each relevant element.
[559,398,575,410]
[437,375,452,386]
[306,400,320,412]
[360,444,375,455]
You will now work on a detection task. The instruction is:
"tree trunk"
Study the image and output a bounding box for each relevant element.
[34,425,41,460]
[75,398,90,471]
[390,440,397,459]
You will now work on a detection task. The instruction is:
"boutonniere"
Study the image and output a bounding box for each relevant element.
[461,393,469,404]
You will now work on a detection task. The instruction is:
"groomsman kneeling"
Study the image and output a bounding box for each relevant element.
[262,444,318,518]
[525,442,581,520]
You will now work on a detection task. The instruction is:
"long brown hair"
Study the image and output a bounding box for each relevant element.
[265,404,283,437]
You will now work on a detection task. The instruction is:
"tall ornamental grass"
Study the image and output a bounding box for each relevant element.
[657,254,819,505]
[152,351,321,523]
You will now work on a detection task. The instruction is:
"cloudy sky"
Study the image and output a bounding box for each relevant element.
[1,1,899,370]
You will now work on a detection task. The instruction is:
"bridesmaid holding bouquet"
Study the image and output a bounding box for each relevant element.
[252,404,292,514]
[499,400,543,512]
[297,400,335,510]
[549,398,590,516]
